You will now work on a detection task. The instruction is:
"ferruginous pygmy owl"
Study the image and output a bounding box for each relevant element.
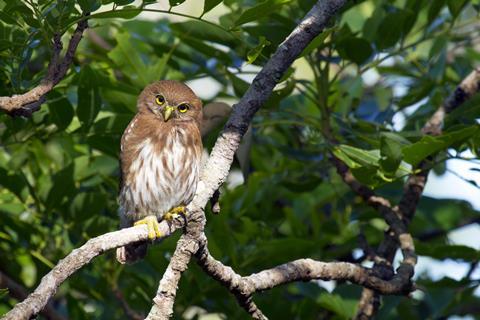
[116,80,203,264]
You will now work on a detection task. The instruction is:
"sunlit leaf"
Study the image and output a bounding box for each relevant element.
[402,126,479,166]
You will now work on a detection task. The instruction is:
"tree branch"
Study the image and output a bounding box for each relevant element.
[2,1,350,319]
[323,84,417,307]
[355,68,480,319]
[1,218,184,320]
[144,1,348,318]
[195,243,414,312]
[145,213,204,320]
[0,15,89,117]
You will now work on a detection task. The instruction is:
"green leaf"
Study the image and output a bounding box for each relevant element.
[108,31,150,86]
[300,28,335,57]
[352,166,382,187]
[78,0,102,12]
[114,0,135,4]
[227,72,250,97]
[334,145,381,167]
[428,0,446,25]
[0,168,27,201]
[397,80,435,108]
[93,114,132,134]
[333,144,411,187]
[445,93,480,127]
[87,134,120,157]
[336,37,373,65]
[45,164,75,210]
[380,133,408,173]
[375,9,414,50]
[235,0,292,27]
[332,146,362,169]
[402,126,479,166]
[203,0,223,15]
[247,36,270,64]
[317,293,357,319]
[47,92,74,131]
[0,288,8,299]
[416,243,480,262]
[91,6,141,19]
[0,10,22,26]
[144,54,170,83]
[70,192,107,221]
[77,66,102,128]
[429,35,448,59]
[447,0,468,18]
[17,253,36,287]
[171,20,237,46]
[362,6,385,42]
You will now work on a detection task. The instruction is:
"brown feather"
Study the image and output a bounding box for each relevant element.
[117,80,203,264]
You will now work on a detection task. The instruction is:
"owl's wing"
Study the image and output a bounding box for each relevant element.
[119,114,141,192]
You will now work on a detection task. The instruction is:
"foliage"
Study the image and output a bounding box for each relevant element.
[1,0,480,319]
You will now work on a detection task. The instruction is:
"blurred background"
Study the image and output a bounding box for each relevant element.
[0,0,479,319]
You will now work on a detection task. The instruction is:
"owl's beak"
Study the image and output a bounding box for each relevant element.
[162,105,175,121]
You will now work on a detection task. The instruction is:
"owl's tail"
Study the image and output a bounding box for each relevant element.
[116,243,148,264]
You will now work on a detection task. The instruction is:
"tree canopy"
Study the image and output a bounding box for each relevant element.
[1,0,480,319]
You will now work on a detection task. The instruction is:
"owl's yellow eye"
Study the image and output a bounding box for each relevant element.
[155,94,165,105]
[177,103,190,113]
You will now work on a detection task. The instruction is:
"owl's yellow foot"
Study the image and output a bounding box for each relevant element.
[134,215,162,240]
[164,206,186,221]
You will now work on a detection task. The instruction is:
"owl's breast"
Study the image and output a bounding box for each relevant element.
[120,127,201,221]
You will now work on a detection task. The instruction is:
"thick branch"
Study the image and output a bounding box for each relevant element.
[145,234,199,320]
[145,210,205,320]
[145,1,348,318]
[0,16,89,117]
[195,244,413,309]
[1,218,184,320]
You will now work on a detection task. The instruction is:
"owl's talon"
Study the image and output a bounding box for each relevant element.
[164,206,186,221]
[134,215,162,240]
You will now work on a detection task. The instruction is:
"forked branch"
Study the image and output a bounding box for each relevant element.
[355,68,480,319]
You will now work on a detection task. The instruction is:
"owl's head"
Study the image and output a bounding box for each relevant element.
[137,80,203,125]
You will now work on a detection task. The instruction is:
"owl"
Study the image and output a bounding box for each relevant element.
[116,80,203,264]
